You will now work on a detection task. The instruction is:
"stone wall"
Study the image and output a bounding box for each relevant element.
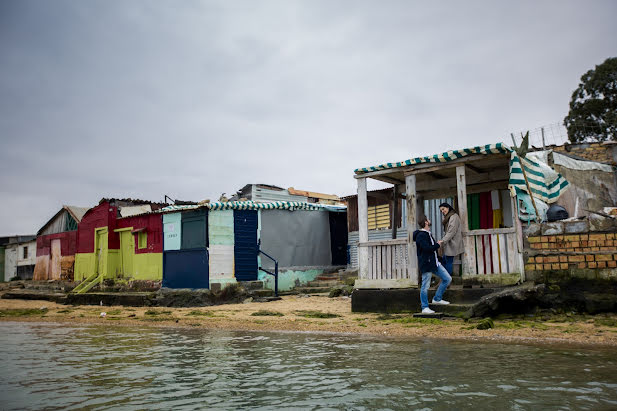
[551,141,617,165]
[523,217,617,282]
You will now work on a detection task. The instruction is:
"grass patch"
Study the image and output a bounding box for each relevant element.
[296,310,341,319]
[145,310,172,316]
[251,310,284,317]
[57,309,73,314]
[357,323,367,327]
[0,308,48,317]
[106,309,123,316]
[142,317,174,322]
[389,316,442,325]
[186,310,216,317]
[595,318,617,327]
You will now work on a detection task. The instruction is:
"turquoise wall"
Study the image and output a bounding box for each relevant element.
[258,268,326,292]
[163,213,181,251]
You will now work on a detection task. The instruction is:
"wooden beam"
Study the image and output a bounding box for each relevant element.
[415,169,509,193]
[357,178,369,280]
[419,179,510,200]
[405,174,418,286]
[391,185,398,239]
[456,166,475,275]
[354,153,509,180]
[370,175,406,185]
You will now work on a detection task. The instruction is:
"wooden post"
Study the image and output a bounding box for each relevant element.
[358,177,369,280]
[391,185,398,239]
[510,193,526,282]
[405,174,418,286]
[456,165,475,275]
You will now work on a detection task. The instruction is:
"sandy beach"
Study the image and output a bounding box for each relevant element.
[2,295,617,348]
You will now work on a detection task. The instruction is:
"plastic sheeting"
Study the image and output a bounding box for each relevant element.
[259,210,332,269]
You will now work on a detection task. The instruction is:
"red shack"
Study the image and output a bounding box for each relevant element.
[74,199,165,284]
[33,205,89,281]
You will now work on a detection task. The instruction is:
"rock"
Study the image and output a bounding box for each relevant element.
[465,283,546,318]
[476,318,494,329]
[564,220,589,234]
[541,222,564,235]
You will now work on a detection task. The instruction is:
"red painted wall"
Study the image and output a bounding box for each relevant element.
[116,214,163,254]
[76,202,119,253]
[76,201,162,255]
[36,231,77,257]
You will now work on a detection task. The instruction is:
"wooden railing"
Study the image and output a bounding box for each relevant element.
[358,239,409,280]
[463,228,520,275]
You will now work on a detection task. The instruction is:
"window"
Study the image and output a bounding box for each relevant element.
[138,232,147,249]
[367,204,390,230]
[23,247,28,259]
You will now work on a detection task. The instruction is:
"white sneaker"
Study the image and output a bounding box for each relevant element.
[431,299,450,305]
[422,307,435,314]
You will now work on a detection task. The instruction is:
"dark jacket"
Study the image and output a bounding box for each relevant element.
[413,229,440,274]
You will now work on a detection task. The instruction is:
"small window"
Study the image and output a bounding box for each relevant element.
[368,204,390,230]
[138,232,147,249]
[23,247,28,259]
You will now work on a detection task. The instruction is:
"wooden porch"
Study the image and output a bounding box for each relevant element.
[354,152,525,289]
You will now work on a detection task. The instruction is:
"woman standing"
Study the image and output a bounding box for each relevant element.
[439,202,464,275]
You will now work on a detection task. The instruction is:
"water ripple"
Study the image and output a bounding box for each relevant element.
[1,321,616,410]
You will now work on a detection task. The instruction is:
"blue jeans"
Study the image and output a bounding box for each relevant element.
[443,255,455,275]
[420,264,452,309]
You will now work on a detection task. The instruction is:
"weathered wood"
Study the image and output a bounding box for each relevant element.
[358,239,407,247]
[491,234,500,274]
[358,178,369,280]
[392,185,398,239]
[406,174,418,286]
[463,227,515,236]
[386,245,392,279]
[511,194,525,282]
[476,236,485,275]
[457,165,474,275]
[498,233,507,272]
[420,179,510,200]
[506,233,518,275]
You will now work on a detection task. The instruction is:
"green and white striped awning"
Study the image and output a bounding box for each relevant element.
[160,201,346,213]
[509,152,569,204]
[354,143,511,174]
[353,141,569,204]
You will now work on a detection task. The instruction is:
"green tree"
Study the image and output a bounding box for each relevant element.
[564,57,617,142]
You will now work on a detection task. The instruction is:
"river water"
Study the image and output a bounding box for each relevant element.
[1,322,616,410]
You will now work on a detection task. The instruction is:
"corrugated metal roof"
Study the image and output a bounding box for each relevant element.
[64,205,89,223]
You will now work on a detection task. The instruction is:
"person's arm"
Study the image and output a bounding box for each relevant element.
[441,215,459,244]
[417,232,440,252]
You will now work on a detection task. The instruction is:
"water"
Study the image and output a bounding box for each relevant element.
[1,322,616,410]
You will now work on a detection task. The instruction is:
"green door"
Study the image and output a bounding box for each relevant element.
[95,229,108,278]
[120,231,134,278]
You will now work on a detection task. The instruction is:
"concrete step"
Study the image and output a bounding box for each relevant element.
[307,280,342,287]
[352,286,506,313]
[242,281,265,291]
[428,302,472,315]
[251,289,274,297]
[316,275,339,281]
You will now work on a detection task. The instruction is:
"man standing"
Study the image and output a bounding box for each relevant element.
[413,215,452,314]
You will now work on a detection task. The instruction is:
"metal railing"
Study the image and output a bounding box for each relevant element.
[257,240,279,297]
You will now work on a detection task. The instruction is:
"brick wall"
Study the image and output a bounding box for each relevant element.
[524,218,617,281]
[552,142,617,166]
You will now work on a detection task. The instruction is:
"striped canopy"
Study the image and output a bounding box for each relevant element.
[353,142,569,204]
[354,143,511,174]
[161,201,346,213]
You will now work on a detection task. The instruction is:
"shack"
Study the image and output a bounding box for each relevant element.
[74,199,166,289]
[2,235,37,281]
[342,189,454,271]
[33,205,89,281]
[351,143,570,289]
[161,201,347,291]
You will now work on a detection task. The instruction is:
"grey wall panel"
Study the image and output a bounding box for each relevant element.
[347,228,408,268]
[260,210,332,269]
[252,186,308,203]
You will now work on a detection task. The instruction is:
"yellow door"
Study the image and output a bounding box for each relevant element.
[95,229,108,277]
[119,231,134,278]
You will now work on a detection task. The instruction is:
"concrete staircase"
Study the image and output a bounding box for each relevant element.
[291,272,345,295]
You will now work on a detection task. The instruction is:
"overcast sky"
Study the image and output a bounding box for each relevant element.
[1,0,616,235]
